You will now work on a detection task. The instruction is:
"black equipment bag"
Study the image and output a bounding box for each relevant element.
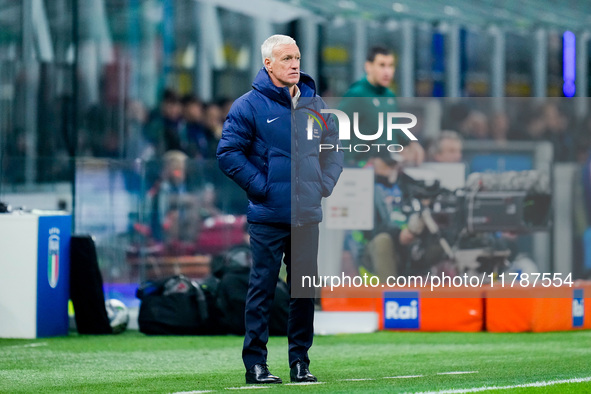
[69,235,112,334]
[216,266,289,336]
[136,275,213,335]
[212,244,289,336]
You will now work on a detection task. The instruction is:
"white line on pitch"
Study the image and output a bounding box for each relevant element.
[170,391,212,394]
[284,382,325,386]
[5,342,48,349]
[342,378,375,381]
[436,371,478,375]
[384,375,424,379]
[413,376,591,394]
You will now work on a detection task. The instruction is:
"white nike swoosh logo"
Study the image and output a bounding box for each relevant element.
[267,117,279,123]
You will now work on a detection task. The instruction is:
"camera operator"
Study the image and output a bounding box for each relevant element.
[358,150,426,280]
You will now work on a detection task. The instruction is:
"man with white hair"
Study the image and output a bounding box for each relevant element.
[217,35,343,384]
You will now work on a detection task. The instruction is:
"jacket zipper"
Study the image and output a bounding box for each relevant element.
[292,108,300,227]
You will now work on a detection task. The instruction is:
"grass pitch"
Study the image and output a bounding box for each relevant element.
[1,330,590,393]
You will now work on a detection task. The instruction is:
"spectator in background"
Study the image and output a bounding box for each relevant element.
[520,102,574,161]
[524,107,547,141]
[182,94,216,160]
[461,111,489,140]
[442,102,471,132]
[340,45,424,166]
[144,89,184,158]
[490,112,510,145]
[428,130,463,163]
[198,182,222,219]
[204,102,224,141]
[543,102,574,162]
[144,150,200,254]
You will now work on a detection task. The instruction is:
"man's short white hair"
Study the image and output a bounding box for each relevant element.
[261,34,297,65]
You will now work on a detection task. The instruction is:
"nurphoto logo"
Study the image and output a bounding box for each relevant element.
[313,109,418,153]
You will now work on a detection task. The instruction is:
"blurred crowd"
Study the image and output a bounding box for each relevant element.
[126,90,231,162]
[3,83,591,272]
[3,88,591,181]
[128,94,591,167]
[434,100,591,163]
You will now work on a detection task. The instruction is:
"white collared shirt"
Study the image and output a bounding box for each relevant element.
[292,85,301,108]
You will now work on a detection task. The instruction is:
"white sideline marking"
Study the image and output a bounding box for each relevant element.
[384,375,424,379]
[226,387,271,390]
[284,382,325,386]
[413,376,591,394]
[171,391,212,394]
[5,342,48,349]
[342,378,375,381]
[436,371,478,375]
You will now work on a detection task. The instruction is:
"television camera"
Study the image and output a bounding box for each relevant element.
[398,170,552,277]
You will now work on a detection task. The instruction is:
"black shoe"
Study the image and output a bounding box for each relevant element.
[290,361,317,383]
[245,364,282,384]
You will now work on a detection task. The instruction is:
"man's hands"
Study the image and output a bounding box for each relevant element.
[406,212,425,235]
[399,212,425,245]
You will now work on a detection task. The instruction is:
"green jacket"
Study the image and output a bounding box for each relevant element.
[339,77,401,166]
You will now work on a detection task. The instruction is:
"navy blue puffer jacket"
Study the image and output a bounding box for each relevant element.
[217,68,343,226]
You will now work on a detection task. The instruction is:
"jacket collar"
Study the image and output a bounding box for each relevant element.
[361,76,389,96]
[252,67,316,106]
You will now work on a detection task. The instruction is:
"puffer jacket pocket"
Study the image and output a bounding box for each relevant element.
[264,147,291,211]
[245,142,269,202]
[311,157,330,197]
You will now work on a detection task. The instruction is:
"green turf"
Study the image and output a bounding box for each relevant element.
[1,330,590,393]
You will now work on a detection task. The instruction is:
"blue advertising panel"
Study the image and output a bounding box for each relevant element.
[36,215,71,337]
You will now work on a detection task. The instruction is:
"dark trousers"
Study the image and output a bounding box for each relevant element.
[242,222,319,370]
